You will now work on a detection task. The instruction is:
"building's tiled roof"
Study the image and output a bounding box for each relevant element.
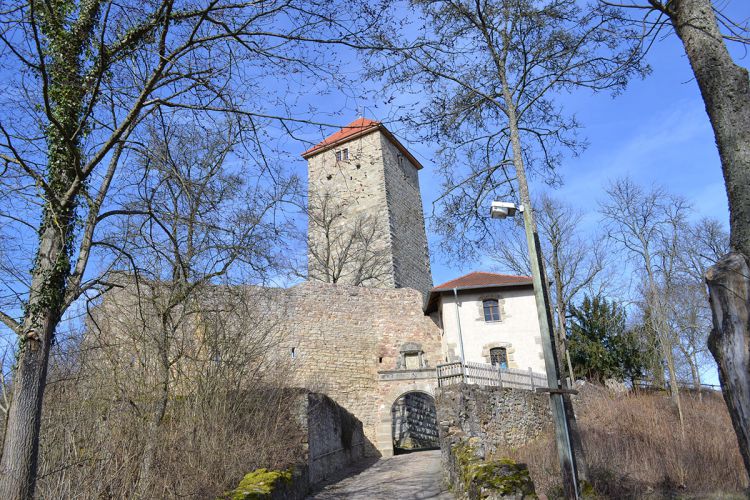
[424,271,533,313]
[300,117,424,169]
[432,271,532,291]
[302,118,380,157]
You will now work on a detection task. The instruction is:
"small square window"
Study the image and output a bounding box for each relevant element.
[483,299,500,322]
[335,148,349,161]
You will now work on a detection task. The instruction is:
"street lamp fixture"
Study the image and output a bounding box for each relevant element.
[489,201,523,219]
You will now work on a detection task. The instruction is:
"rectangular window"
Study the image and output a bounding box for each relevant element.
[335,148,349,161]
[490,347,508,368]
[483,299,501,322]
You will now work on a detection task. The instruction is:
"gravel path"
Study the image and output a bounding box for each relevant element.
[306,450,454,499]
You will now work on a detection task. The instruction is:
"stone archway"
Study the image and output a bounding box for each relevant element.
[391,391,439,454]
[375,380,437,457]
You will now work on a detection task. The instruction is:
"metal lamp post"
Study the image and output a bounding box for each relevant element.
[490,200,580,499]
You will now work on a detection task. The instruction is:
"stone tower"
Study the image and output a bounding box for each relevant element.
[303,118,433,296]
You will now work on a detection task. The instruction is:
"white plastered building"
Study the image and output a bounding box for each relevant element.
[424,271,546,373]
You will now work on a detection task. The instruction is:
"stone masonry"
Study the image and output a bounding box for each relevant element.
[435,384,547,498]
[435,384,552,456]
[267,280,443,457]
[304,118,433,297]
[392,391,440,451]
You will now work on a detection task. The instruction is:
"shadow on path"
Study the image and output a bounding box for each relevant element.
[306,450,454,499]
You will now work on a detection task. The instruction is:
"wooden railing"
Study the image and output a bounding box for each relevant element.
[436,361,548,391]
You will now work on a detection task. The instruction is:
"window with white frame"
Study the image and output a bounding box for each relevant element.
[335,148,349,161]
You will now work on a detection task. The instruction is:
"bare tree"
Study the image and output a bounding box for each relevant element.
[669,281,710,397]
[33,284,298,498]
[306,191,392,287]
[368,0,647,256]
[671,218,729,399]
[0,0,375,495]
[606,0,750,474]
[90,116,294,495]
[494,193,607,379]
[368,1,649,493]
[600,177,690,427]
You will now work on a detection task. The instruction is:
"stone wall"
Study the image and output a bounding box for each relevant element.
[94,278,444,458]
[435,384,546,498]
[307,130,395,289]
[270,281,444,456]
[225,390,366,499]
[305,392,366,484]
[379,133,433,297]
[435,384,551,457]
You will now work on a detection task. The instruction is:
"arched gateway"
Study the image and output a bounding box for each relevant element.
[375,379,438,457]
[391,391,439,454]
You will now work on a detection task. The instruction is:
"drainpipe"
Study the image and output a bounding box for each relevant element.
[452,288,467,383]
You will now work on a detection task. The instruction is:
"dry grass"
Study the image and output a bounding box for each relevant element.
[496,386,748,498]
[32,378,305,499]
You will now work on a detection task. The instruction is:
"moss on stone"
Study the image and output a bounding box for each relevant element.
[452,441,537,499]
[221,468,292,500]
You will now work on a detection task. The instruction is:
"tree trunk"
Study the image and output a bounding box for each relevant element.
[0,332,53,500]
[706,253,750,474]
[135,318,172,498]
[669,0,750,475]
[678,342,702,401]
[0,225,69,499]
[688,353,702,401]
[497,64,585,497]
[670,0,750,258]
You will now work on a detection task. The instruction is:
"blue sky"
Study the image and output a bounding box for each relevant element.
[281,2,748,385]
[288,6,744,288]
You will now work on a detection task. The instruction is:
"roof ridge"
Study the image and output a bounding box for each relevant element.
[432,270,532,291]
[301,117,380,157]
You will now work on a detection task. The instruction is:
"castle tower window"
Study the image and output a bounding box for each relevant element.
[490,347,508,368]
[483,299,501,322]
[335,148,349,161]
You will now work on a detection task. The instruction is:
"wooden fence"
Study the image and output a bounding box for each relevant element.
[436,361,548,391]
[632,380,722,393]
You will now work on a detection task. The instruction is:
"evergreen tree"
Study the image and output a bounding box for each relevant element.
[568,295,648,383]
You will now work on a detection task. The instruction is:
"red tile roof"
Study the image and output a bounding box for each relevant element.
[432,271,532,291]
[302,118,380,157]
[300,117,424,169]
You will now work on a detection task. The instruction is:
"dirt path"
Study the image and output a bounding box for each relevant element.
[306,450,454,499]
